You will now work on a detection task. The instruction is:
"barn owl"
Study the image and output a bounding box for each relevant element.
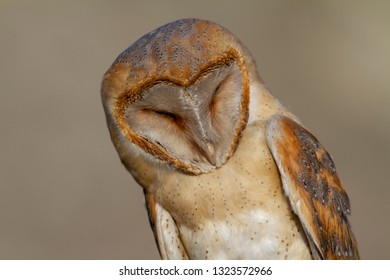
[101,18,359,259]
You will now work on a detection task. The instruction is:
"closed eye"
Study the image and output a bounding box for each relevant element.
[152,109,187,132]
[214,82,222,95]
[153,110,179,121]
[209,79,226,119]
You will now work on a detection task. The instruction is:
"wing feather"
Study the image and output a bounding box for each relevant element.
[144,191,189,259]
[266,114,359,259]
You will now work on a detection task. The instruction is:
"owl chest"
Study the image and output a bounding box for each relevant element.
[154,126,311,259]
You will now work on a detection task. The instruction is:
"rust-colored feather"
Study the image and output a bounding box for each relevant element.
[144,190,158,241]
[266,114,359,259]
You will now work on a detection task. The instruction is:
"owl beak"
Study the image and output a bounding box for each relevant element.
[201,143,216,166]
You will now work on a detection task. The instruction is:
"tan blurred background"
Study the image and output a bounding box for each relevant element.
[0,0,389,259]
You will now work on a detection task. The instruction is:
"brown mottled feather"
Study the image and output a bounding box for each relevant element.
[266,114,359,259]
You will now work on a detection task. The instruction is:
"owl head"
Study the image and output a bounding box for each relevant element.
[101,18,260,175]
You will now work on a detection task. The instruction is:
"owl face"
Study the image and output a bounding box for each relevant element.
[101,19,254,174]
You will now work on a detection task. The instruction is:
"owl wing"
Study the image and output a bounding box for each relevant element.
[144,191,189,259]
[265,114,359,259]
